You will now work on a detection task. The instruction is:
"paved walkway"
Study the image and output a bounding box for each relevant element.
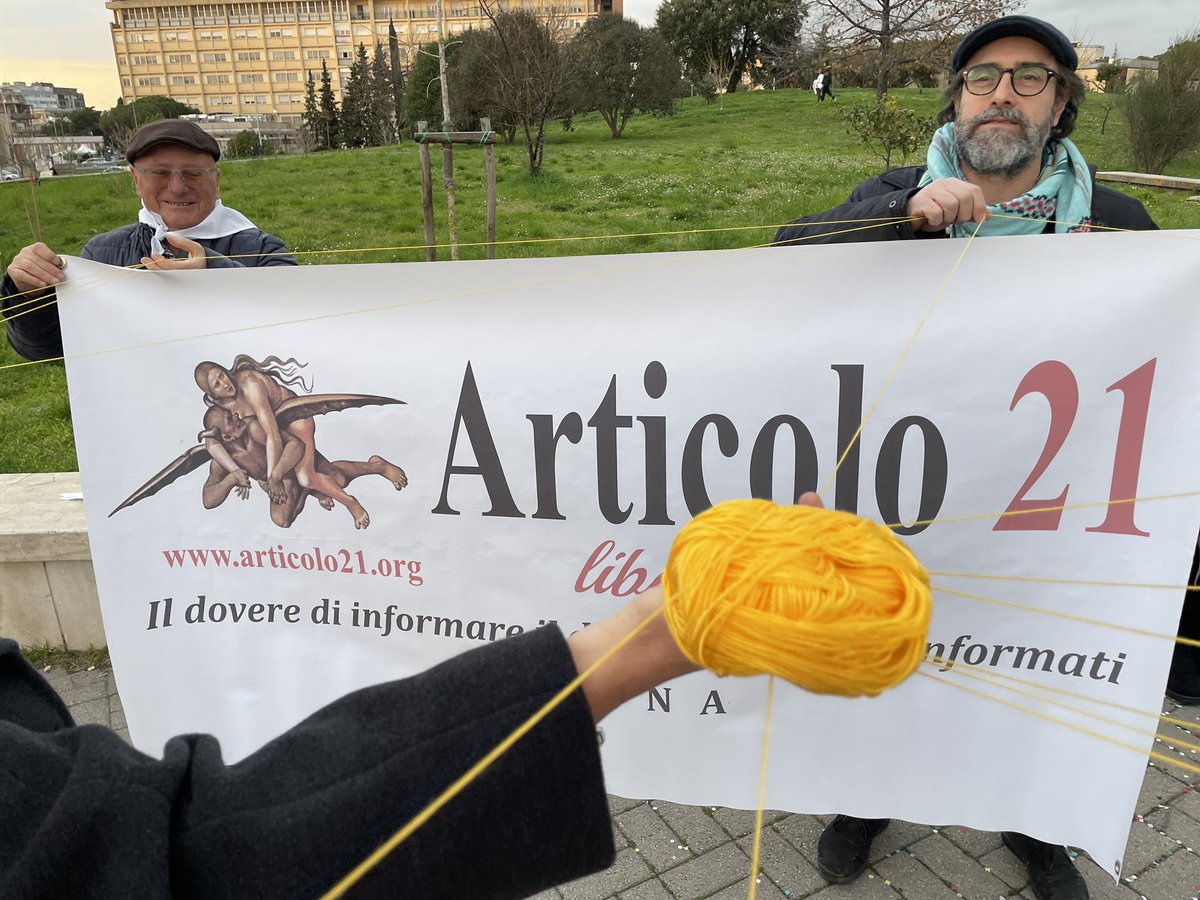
[50,665,1200,899]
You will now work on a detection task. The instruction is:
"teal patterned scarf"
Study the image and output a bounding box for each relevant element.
[919,122,1093,237]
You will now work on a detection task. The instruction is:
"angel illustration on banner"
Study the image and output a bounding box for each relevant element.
[110,355,408,529]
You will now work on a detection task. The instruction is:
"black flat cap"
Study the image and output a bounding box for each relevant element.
[951,15,1077,72]
[125,118,221,164]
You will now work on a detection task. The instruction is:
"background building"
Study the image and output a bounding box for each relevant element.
[0,81,86,130]
[105,0,617,122]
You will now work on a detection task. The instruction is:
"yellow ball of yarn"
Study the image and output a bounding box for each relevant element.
[662,498,931,697]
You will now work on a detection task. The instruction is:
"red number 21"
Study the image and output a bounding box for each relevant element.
[994,358,1156,536]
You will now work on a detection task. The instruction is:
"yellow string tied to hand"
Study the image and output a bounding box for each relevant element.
[662,499,932,697]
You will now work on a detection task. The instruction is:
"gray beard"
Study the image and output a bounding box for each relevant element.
[955,108,1052,179]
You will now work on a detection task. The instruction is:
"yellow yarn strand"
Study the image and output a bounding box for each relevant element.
[662,500,933,697]
[746,675,775,900]
[918,669,1200,778]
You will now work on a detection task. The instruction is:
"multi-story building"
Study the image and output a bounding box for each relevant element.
[106,0,618,122]
[0,81,86,128]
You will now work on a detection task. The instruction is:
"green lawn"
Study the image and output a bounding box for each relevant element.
[3,87,1198,473]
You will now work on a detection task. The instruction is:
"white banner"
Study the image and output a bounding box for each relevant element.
[60,233,1200,874]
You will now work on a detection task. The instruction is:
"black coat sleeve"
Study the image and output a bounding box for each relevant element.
[0,272,63,362]
[0,627,615,900]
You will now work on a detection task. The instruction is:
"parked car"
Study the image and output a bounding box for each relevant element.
[1,169,22,182]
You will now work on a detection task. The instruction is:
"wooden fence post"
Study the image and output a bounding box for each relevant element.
[417,120,436,262]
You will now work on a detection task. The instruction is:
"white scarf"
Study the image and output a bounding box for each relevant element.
[137,200,257,256]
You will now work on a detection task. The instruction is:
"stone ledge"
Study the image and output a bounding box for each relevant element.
[0,473,104,650]
[1096,171,1200,191]
[0,472,91,562]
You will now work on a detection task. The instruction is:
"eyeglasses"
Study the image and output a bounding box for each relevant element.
[133,165,218,184]
[961,64,1058,97]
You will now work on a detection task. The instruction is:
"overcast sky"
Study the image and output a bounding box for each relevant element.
[1,0,1194,112]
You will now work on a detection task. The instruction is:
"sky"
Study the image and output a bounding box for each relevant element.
[1,0,1195,113]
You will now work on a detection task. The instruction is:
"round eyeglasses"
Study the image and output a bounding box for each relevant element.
[133,165,218,184]
[961,64,1058,97]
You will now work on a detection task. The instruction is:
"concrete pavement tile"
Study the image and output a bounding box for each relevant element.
[709,806,789,839]
[611,795,646,816]
[59,674,110,704]
[652,800,733,853]
[705,875,787,899]
[805,873,903,899]
[110,702,127,733]
[1170,784,1200,821]
[1164,698,1200,728]
[733,827,824,898]
[1111,845,1200,899]
[869,821,932,863]
[1136,764,1189,817]
[527,889,562,900]
[978,846,1027,890]
[871,851,962,899]
[938,825,1004,858]
[560,847,655,900]
[114,726,130,744]
[616,879,675,900]
[659,842,751,898]
[902,833,1011,899]
[617,804,690,872]
[67,696,111,727]
[1122,817,1182,874]
[772,813,825,863]
[1146,805,1200,852]
[1075,856,1148,900]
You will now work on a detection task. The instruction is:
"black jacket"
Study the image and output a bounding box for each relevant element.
[773,165,1159,246]
[1,223,296,362]
[0,626,613,898]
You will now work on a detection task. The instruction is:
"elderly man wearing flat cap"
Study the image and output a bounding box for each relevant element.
[776,15,1164,900]
[1,118,295,362]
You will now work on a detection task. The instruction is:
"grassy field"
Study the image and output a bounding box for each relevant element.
[3,87,1198,473]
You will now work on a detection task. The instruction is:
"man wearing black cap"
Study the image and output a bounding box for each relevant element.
[1,118,295,362]
[774,15,1164,900]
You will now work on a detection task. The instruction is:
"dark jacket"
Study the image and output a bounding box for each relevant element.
[0,626,613,898]
[1,223,296,362]
[773,165,1159,246]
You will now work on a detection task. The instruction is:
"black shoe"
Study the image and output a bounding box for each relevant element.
[1167,643,1200,704]
[1002,831,1089,900]
[817,815,889,884]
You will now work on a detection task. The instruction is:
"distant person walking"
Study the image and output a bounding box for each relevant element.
[817,68,835,102]
[812,72,824,100]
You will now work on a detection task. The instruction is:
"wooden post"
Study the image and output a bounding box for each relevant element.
[412,125,496,261]
[441,120,459,261]
[417,120,436,262]
[482,117,496,260]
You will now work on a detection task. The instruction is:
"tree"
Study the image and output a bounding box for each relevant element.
[389,19,408,139]
[1119,36,1200,174]
[98,96,199,153]
[840,95,933,167]
[469,8,568,175]
[65,107,103,136]
[405,40,457,130]
[318,60,340,149]
[226,128,272,158]
[340,43,373,147]
[447,29,510,136]
[656,0,806,95]
[1094,61,1125,94]
[370,42,397,145]
[302,70,325,150]
[564,17,681,137]
[810,0,1014,100]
